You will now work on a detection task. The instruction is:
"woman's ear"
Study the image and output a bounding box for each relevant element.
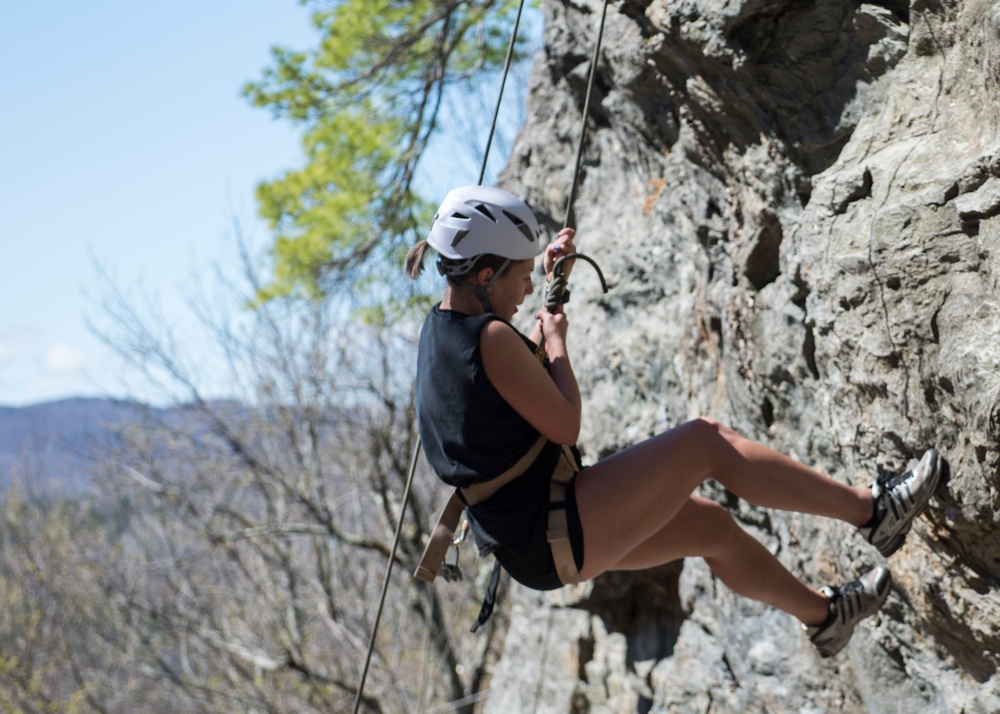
[476,268,494,287]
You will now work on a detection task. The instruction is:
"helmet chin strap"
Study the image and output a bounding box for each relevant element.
[449,257,512,314]
[470,284,493,314]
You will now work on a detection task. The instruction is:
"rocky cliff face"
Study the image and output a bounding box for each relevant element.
[490,0,1000,711]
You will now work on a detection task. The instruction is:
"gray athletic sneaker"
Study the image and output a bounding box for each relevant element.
[805,566,892,658]
[858,448,943,557]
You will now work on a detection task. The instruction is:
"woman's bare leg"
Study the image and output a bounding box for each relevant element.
[574,417,873,623]
[607,495,829,624]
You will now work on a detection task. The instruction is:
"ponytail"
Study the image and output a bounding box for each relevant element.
[404,240,509,281]
[405,240,433,280]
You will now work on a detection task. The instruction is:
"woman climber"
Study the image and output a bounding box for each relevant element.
[404,184,944,658]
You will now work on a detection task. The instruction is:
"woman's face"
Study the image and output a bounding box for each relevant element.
[488,258,536,321]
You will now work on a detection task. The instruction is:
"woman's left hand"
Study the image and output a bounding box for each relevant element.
[544,227,577,283]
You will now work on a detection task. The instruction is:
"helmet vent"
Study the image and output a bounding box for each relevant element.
[450,229,470,248]
[503,209,535,241]
[472,203,497,222]
[450,211,470,220]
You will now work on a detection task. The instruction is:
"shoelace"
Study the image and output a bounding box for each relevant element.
[876,466,912,492]
[875,467,917,520]
[833,581,865,623]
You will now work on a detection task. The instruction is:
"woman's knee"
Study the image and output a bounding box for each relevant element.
[682,417,742,464]
[690,416,742,441]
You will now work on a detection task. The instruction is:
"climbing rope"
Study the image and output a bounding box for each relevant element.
[544,252,609,312]
[354,1,610,711]
[352,441,420,714]
[561,0,610,233]
[478,0,530,186]
[353,4,529,712]
[537,0,612,353]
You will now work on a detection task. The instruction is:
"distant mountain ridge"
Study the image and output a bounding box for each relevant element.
[0,397,156,494]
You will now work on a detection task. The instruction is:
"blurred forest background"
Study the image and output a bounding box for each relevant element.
[0,2,540,711]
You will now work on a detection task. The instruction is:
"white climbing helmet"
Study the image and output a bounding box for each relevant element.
[427,185,542,275]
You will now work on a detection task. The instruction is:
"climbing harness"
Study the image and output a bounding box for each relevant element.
[415,438,586,632]
[546,444,586,585]
[354,1,611,711]
[413,434,548,583]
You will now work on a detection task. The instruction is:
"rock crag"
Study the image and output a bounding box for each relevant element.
[491,0,1000,711]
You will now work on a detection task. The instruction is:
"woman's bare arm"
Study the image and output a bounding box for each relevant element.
[480,317,581,445]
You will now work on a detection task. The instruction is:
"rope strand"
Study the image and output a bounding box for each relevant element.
[563,0,611,231]
[353,440,421,714]
[478,0,529,186]
[535,0,611,364]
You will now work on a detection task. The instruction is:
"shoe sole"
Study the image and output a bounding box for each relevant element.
[880,526,910,558]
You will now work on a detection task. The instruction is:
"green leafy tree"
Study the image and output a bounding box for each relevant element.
[243,0,535,304]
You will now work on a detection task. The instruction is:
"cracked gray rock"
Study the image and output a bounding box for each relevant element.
[488,0,1000,711]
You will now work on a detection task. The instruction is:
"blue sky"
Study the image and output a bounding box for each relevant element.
[0,2,319,406]
[0,2,537,408]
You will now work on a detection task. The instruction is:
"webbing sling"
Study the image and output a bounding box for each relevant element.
[547,445,583,586]
[413,492,466,583]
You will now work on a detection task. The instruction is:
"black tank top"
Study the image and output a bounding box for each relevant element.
[416,305,561,553]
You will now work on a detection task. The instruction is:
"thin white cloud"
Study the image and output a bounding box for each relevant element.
[0,329,114,405]
[43,342,88,374]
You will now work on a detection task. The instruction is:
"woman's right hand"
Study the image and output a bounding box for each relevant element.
[537,308,569,351]
[543,227,577,282]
